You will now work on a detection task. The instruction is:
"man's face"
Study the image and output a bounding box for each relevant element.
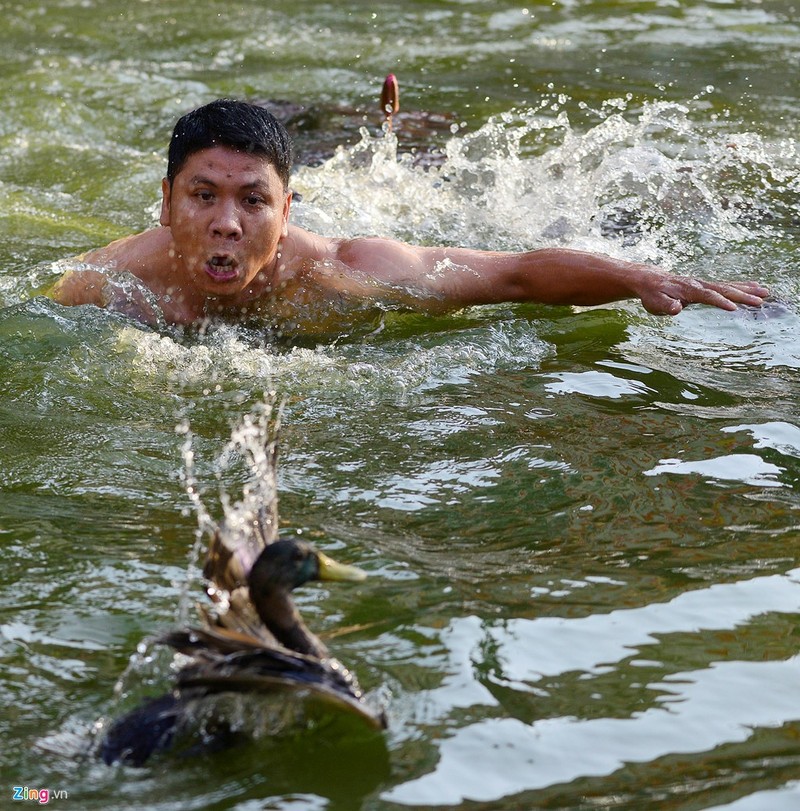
[160,145,291,297]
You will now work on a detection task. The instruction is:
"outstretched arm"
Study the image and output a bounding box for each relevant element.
[332,237,769,315]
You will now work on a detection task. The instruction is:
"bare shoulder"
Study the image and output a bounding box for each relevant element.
[81,227,174,279]
[330,235,509,307]
[47,228,173,322]
[279,228,433,293]
[332,235,430,281]
[281,226,437,285]
[272,230,465,319]
[47,265,109,307]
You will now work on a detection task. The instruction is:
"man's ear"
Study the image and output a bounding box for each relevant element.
[281,190,293,237]
[159,177,171,227]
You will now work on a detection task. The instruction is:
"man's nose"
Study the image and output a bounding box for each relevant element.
[211,200,242,239]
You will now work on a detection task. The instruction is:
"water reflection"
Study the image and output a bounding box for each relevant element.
[388,654,800,805]
[644,454,785,488]
[385,570,800,805]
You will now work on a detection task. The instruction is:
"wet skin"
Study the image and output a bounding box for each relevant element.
[158,147,292,304]
[47,146,771,332]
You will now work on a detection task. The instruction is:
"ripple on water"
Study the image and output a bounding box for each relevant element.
[113,318,552,404]
[382,569,800,806]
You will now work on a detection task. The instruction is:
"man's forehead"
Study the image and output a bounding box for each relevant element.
[179,145,280,184]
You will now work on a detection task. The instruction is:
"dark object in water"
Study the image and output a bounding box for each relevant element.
[597,206,646,246]
[381,73,400,132]
[731,298,793,320]
[99,693,183,767]
[256,74,454,167]
[100,415,385,766]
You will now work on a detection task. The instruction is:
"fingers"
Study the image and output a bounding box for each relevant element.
[702,281,770,310]
[640,289,686,315]
[641,277,769,316]
[701,288,740,311]
[726,281,770,296]
[715,281,771,305]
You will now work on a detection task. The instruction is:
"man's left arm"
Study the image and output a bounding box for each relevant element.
[333,238,769,315]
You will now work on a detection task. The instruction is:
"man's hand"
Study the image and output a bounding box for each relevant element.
[631,266,770,315]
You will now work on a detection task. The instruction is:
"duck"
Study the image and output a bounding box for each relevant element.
[100,418,386,766]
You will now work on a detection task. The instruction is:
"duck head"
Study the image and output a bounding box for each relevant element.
[246,539,366,658]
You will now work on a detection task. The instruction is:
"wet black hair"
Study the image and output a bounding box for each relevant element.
[166,99,293,189]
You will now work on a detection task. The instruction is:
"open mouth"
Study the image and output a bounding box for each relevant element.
[204,255,239,282]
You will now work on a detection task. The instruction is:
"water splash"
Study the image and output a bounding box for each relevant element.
[4,96,793,325]
[210,395,282,546]
[111,317,551,412]
[89,397,284,744]
[292,96,798,274]
[177,394,283,571]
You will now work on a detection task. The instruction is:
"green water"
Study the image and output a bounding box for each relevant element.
[2,1,800,809]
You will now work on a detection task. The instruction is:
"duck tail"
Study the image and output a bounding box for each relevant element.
[99,692,183,766]
[381,74,400,132]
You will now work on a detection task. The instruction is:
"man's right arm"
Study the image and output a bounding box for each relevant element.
[47,264,161,326]
[46,230,171,323]
[47,267,109,307]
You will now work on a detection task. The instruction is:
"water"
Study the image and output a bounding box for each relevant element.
[1,1,800,808]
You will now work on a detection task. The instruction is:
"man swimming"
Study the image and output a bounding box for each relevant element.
[48,99,769,335]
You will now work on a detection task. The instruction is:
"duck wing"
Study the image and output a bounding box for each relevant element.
[163,629,386,731]
[99,692,184,766]
[160,625,279,656]
[100,635,386,767]
[201,403,282,641]
[202,421,281,590]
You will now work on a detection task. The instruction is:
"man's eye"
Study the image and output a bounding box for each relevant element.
[196,190,214,202]
[245,195,265,207]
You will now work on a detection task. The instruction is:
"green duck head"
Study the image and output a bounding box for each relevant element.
[246,539,366,657]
